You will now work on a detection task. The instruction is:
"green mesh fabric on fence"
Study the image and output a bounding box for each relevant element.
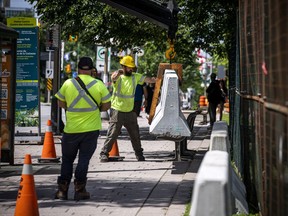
[233,0,288,215]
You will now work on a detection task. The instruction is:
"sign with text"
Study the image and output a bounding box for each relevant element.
[7,17,40,128]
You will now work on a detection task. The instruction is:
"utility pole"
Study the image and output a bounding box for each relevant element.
[103,47,109,84]
[50,24,62,134]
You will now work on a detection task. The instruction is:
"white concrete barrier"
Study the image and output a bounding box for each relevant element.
[209,121,230,152]
[208,121,249,214]
[190,151,232,216]
[231,167,249,214]
[149,69,191,138]
[101,111,109,120]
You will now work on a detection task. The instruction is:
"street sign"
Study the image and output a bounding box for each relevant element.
[96,46,111,72]
[47,78,52,91]
[217,65,225,79]
[96,59,110,72]
[45,69,54,79]
[137,49,144,56]
[46,47,55,52]
[97,46,110,60]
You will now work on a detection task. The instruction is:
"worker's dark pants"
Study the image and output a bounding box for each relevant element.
[59,131,99,182]
[133,100,142,116]
[100,109,143,157]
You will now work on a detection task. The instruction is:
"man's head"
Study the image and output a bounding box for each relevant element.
[211,73,217,80]
[91,67,98,78]
[78,57,93,74]
[120,55,135,76]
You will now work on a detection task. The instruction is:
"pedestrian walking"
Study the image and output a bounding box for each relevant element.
[54,56,111,200]
[206,73,222,128]
[100,55,155,162]
[218,79,228,121]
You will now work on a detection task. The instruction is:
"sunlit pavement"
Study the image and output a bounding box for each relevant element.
[0,104,211,216]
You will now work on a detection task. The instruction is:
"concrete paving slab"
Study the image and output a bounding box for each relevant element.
[0,106,211,216]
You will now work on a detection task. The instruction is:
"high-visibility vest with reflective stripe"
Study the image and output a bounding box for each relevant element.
[55,74,111,133]
[112,73,145,112]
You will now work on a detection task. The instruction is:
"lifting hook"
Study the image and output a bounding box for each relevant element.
[165,39,176,62]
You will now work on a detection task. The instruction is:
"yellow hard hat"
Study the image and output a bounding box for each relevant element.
[120,55,136,68]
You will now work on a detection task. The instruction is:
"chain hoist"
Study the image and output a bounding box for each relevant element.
[165,38,176,63]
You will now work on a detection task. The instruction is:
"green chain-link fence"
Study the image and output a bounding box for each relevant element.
[231,0,288,215]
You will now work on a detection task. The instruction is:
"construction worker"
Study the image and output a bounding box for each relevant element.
[54,56,111,200]
[99,55,155,162]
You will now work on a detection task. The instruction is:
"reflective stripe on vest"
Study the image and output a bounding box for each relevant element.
[102,93,111,101]
[139,75,145,83]
[66,79,99,112]
[56,91,65,100]
[113,74,136,98]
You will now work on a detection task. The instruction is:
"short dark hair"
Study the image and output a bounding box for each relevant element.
[78,57,93,70]
[211,73,217,79]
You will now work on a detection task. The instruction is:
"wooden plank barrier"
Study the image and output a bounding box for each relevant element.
[148,63,182,124]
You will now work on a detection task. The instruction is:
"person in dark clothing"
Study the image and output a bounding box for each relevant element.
[144,83,155,116]
[133,84,146,117]
[92,67,103,82]
[206,73,222,127]
[219,79,228,121]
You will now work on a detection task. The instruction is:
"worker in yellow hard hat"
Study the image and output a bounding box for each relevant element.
[100,55,155,162]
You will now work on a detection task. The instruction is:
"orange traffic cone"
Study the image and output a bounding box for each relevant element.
[38,120,60,163]
[108,140,125,161]
[14,154,39,216]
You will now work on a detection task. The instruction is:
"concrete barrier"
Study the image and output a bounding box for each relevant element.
[149,69,191,138]
[101,111,109,120]
[208,121,249,214]
[190,151,232,216]
[209,121,230,152]
[231,167,249,214]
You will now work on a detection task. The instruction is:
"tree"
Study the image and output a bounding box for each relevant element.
[28,0,237,100]
[28,0,236,55]
[28,0,166,48]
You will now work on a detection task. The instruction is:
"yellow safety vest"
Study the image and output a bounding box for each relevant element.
[112,73,145,112]
[55,75,111,133]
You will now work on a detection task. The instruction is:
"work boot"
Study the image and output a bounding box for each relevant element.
[100,154,109,163]
[74,179,90,201]
[136,155,145,161]
[55,178,70,200]
[135,149,145,161]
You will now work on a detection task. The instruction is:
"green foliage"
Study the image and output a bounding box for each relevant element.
[28,0,236,56]
[183,202,192,216]
[27,0,166,49]
[177,0,237,58]
[15,109,39,127]
[222,112,230,125]
[28,0,236,101]
[137,42,166,77]
[63,41,96,71]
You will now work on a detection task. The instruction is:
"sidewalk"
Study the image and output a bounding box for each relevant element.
[0,111,211,216]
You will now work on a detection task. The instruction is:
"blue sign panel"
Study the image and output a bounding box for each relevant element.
[14,27,39,110]
[7,17,40,128]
